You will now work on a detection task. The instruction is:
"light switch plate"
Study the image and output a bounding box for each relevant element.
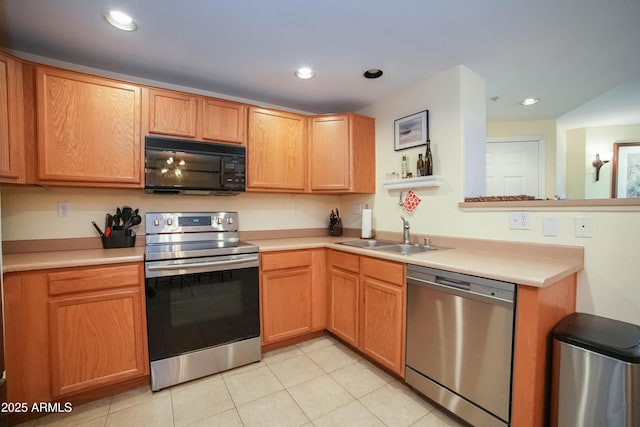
[543,216,558,236]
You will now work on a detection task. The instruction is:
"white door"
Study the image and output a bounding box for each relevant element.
[486,139,540,197]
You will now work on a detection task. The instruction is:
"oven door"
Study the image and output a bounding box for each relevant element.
[145,254,259,362]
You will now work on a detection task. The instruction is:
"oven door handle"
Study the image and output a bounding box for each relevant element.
[147,257,257,271]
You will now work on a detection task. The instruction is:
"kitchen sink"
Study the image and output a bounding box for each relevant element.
[339,240,440,256]
[339,239,397,248]
[373,244,438,255]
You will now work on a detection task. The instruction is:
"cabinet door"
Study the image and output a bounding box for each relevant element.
[0,52,25,183]
[202,97,246,144]
[247,107,307,192]
[360,276,405,375]
[3,272,51,405]
[261,267,312,344]
[147,88,198,138]
[49,287,147,397]
[36,67,142,186]
[310,115,350,191]
[327,266,359,347]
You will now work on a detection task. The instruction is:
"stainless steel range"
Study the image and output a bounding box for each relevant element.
[144,211,260,391]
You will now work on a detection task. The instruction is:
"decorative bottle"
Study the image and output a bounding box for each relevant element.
[401,154,408,178]
[416,154,424,177]
[425,140,433,176]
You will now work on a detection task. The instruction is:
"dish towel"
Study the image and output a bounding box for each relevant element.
[403,190,421,214]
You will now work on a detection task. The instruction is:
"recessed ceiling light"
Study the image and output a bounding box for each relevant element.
[520,97,540,106]
[363,69,383,79]
[103,10,138,31]
[295,67,315,80]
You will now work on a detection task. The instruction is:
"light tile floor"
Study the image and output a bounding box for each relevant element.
[18,336,467,427]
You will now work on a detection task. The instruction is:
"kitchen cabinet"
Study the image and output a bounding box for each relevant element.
[260,249,325,344]
[144,87,246,144]
[512,274,577,427]
[3,262,149,409]
[146,87,198,138]
[326,250,361,347]
[309,113,375,193]
[201,96,246,144]
[35,66,142,187]
[327,250,405,376]
[0,51,25,183]
[247,107,307,192]
[359,257,405,375]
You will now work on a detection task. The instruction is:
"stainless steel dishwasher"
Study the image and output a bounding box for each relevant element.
[405,264,516,427]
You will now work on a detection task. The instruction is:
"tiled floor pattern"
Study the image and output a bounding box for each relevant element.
[18,336,467,427]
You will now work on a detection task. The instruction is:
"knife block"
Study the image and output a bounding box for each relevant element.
[102,229,136,249]
[328,219,343,236]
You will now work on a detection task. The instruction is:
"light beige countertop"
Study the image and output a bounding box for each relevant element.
[2,235,583,288]
[2,246,145,273]
[252,236,584,288]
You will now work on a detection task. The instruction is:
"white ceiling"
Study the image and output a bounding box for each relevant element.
[1,0,639,120]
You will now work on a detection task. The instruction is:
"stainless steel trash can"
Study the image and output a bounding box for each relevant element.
[551,313,640,427]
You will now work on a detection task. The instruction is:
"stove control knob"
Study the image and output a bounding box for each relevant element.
[216,217,223,225]
[167,218,173,226]
[153,218,160,227]
[227,217,234,224]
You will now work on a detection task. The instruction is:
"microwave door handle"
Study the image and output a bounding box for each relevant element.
[220,157,226,188]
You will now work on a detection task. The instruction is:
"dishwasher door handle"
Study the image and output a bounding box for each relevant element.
[435,277,470,291]
[407,276,514,307]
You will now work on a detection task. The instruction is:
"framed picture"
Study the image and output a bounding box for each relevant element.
[394,110,428,151]
[612,142,640,198]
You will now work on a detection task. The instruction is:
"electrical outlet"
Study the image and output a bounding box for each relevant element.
[575,216,593,238]
[509,211,530,230]
[351,203,362,215]
[57,202,71,217]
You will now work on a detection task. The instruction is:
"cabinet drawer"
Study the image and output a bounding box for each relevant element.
[328,250,360,273]
[48,263,141,295]
[261,251,312,271]
[362,256,405,286]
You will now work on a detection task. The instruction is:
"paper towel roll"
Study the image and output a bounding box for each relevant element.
[361,209,373,238]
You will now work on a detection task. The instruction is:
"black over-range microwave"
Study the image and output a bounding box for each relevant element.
[144,136,246,195]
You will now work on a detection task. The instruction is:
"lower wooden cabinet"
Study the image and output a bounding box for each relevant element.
[360,257,406,375]
[260,249,326,345]
[327,251,360,347]
[3,262,149,405]
[327,250,406,376]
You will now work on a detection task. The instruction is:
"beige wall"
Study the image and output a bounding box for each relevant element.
[350,67,640,326]
[1,186,340,240]
[487,119,557,198]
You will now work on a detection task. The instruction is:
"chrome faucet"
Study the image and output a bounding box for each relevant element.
[400,215,411,244]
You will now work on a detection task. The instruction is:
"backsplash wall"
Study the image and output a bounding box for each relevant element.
[1,185,341,241]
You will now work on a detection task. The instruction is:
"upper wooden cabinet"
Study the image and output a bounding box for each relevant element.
[309,113,375,194]
[247,107,307,192]
[0,51,25,183]
[201,97,246,144]
[147,88,198,138]
[144,87,246,145]
[35,66,142,187]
